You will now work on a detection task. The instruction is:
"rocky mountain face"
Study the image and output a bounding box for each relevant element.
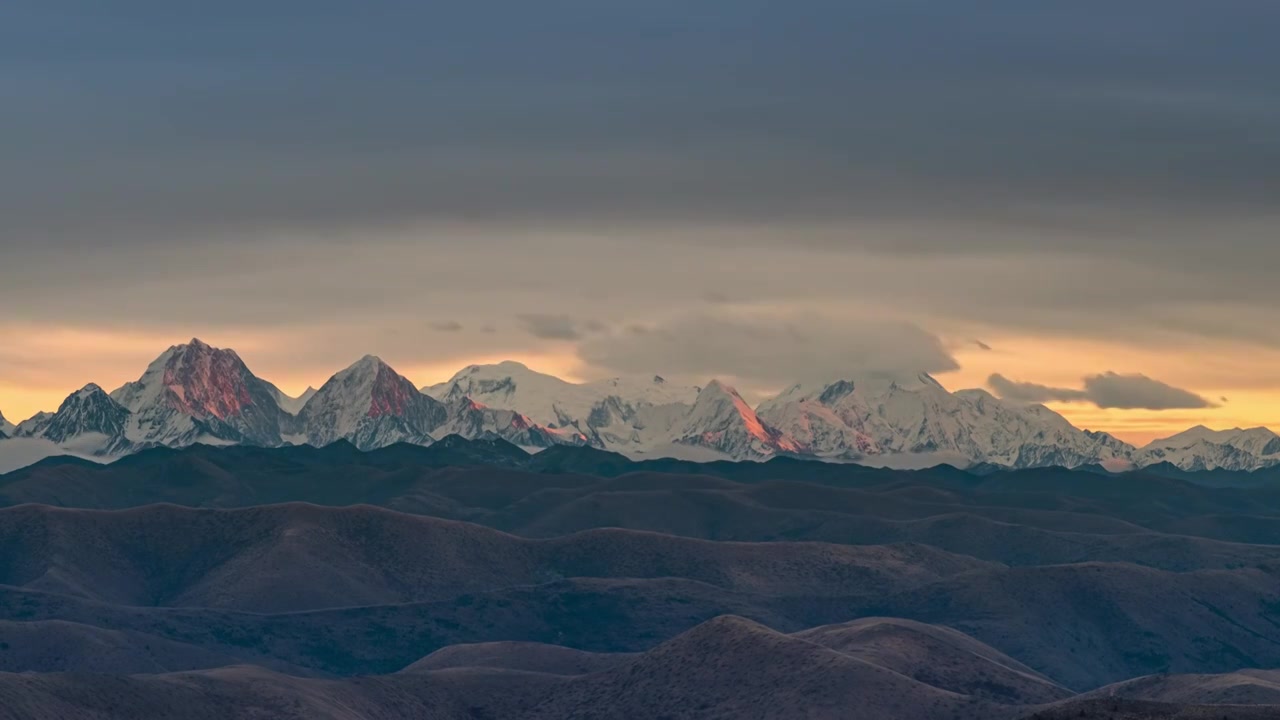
[434,396,589,449]
[669,380,804,460]
[14,384,135,456]
[0,410,13,438]
[110,339,287,448]
[296,356,449,451]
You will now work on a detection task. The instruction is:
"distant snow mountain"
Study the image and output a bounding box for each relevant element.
[756,374,1135,468]
[14,384,135,456]
[6,340,1278,473]
[110,339,288,448]
[1135,426,1280,471]
[294,356,591,452]
[669,380,804,460]
[425,362,699,450]
[296,356,448,451]
[435,395,589,449]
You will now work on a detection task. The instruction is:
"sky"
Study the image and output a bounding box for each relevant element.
[2,1,1279,444]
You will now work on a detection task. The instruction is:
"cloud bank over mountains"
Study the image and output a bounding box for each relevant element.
[2,1,1277,434]
[579,312,959,391]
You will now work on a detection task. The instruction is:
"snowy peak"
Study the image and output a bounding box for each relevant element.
[298,356,447,451]
[425,361,576,417]
[757,374,1136,468]
[110,339,286,448]
[753,380,882,460]
[0,410,14,438]
[1136,425,1280,471]
[362,358,426,419]
[436,394,589,449]
[425,361,699,453]
[114,339,254,420]
[674,380,803,459]
[1148,425,1279,451]
[15,383,134,456]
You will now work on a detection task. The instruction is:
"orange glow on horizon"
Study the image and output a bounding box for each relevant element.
[4,324,1280,448]
[936,332,1280,446]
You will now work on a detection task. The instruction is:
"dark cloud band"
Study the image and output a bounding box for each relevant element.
[988,372,1217,410]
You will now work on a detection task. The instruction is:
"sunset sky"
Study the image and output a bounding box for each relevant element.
[3,2,1280,445]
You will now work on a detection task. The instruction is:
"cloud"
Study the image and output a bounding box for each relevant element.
[4,1,1280,423]
[1083,372,1219,410]
[429,320,464,332]
[518,314,584,341]
[987,375,1088,404]
[973,340,993,351]
[579,311,958,389]
[988,372,1217,410]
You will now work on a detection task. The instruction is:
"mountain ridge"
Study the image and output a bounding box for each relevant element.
[4,341,1275,473]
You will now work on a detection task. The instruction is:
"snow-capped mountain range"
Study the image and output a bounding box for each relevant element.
[2,338,1277,474]
[1133,425,1280,472]
[754,374,1135,469]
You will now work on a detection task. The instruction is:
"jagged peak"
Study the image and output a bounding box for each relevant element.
[72,383,106,397]
[139,338,243,377]
[699,378,739,397]
[57,384,119,412]
[171,337,237,360]
[692,380,757,410]
[355,354,388,368]
[332,355,395,380]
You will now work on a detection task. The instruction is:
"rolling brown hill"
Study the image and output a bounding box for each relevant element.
[1020,698,1280,719]
[518,615,1010,720]
[852,562,1280,690]
[1084,669,1280,705]
[401,641,637,675]
[794,617,1072,704]
[0,617,1037,720]
[0,503,994,613]
[1,444,1279,717]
